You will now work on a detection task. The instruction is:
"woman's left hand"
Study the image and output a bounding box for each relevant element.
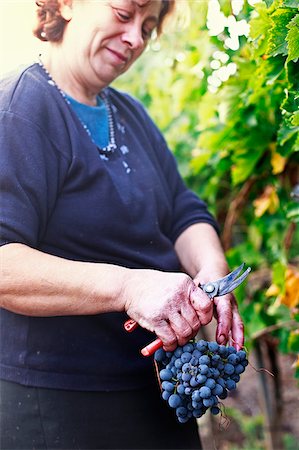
[193,270,244,351]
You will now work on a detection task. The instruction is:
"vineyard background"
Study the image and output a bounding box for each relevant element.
[114,0,299,448]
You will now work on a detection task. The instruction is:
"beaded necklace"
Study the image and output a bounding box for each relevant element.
[38,58,117,154]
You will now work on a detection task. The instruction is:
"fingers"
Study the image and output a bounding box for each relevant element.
[214,293,244,349]
[189,285,213,325]
[155,307,200,350]
[156,285,214,349]
[214,295,233,345]
[158,285,214,349]
[231,303,244,351]
[179,302,201,333]
[154,320,178,351]
[168,311,195,346]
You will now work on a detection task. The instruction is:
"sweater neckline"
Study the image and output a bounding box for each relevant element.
[36,60,117,155]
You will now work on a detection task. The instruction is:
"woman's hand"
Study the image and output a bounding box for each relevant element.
[122,269,214,351]
[213,292,244,351]
[175,223,245,351]
[193,270,244,351]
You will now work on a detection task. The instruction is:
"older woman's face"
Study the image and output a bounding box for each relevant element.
[60,0,162,91]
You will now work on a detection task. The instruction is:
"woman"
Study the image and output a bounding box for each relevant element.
[0,0,244,448]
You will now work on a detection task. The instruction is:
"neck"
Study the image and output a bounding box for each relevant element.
[40,48,101,106]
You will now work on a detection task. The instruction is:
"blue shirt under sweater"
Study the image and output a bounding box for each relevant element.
[65,94,109,149]
[0,63,218,391]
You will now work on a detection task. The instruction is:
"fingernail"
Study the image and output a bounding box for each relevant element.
[218,334,226,345]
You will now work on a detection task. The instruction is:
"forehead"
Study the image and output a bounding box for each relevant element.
[113,0,162,12]
[134,0,159,6]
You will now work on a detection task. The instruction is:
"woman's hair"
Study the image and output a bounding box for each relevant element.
[33,0,176,42]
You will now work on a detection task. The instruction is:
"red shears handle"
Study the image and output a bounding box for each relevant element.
[124,319,163,356]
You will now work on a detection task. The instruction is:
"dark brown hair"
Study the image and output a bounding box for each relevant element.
[33,0,176,42]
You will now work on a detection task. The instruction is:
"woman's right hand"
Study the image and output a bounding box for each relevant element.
[122,269,214,351]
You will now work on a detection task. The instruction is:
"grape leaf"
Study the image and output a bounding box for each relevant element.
[253,185,280,217]
[286,14,299,62]
[250,3,272,40]
[286,204,299,223]
[277,118,299,146]
[268,9,295,57]
[271,150,287,174]
[291,111,299,126]
[231,148,264,185]
[264,0,275,7]
[288,332,299,354]
[282,0,299,8]
[280,267,299,308]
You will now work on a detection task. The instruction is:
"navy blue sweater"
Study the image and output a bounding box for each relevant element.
[0,63,218,390]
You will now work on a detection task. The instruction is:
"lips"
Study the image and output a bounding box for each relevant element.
[106,47,129,64]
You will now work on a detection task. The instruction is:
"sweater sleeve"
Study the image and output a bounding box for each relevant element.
[120,94,219,242]
[156,135,219,242]
[0,111,68,247]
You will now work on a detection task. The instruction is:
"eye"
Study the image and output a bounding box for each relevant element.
[142,27,154,40]
[115,9,132,22]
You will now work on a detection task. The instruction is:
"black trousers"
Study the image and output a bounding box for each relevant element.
[0,380,202,450]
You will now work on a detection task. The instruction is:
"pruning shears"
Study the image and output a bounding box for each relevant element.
[124,263,251,356]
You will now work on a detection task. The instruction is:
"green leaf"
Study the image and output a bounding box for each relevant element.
[282,0,299,8]
[190,148,213,173]
[286,203,299,222]
[231,148,264,185]
[291,110,299,126]
[250,3,272,40]
[286,14,299,62]
[268,9,295,57]
[264,0,275,7]
[277,119,299,146]
[288,331,299,353]
[272,260,287,289]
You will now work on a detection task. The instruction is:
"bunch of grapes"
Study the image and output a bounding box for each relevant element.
[154,339,248,423]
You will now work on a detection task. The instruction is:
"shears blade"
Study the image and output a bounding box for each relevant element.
[201,263,251,299]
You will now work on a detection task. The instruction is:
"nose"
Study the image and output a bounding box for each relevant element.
[121,24,145,50]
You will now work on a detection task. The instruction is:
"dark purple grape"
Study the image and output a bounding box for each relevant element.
[199,364,209,375]
[211,406,220,415]
[226,379,236,390]
[181,352,192,363]
[168,394,182,408]
[177,384,185,395]
[196,374,207,384]
[199,355,210,365]
[208,341,219,352]
[183,343,195,352]
[235,364,245,374]
[160,368,173,381]
[162,381,175,392]
[162,390,171,401]
[199,386,211,399]
[224,363,235,375]
[205,378,216,389]
[196,340,208,352]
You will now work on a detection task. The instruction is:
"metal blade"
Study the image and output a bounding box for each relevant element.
[200,263,251,299]
[211,263,246,294]
[219,266,251,295]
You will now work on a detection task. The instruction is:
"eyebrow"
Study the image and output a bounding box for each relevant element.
[131,0,160,22]
[133,0,151,7]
